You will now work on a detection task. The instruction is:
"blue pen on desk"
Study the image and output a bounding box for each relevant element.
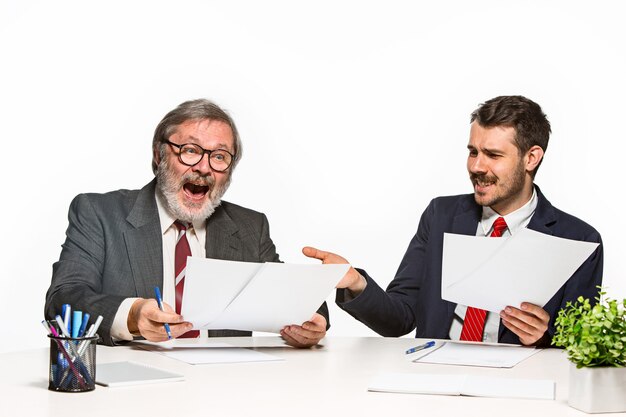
[154,287,172,339]
[405,340,435,354]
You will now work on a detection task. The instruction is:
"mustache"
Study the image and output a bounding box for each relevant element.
[180,173,216,187]
[470,173,497,183]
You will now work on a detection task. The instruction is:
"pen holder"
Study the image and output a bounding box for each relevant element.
[48,334,98,392]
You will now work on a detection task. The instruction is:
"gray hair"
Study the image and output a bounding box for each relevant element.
[151,99,243,175]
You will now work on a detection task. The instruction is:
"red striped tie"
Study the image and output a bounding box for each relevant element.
[460,216,508,342]
[174,221,200,338]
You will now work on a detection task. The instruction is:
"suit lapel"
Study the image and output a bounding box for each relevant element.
[526,186,557,235]
[451,197,482,236]
[124,180,163,298]
[206,203,242,260]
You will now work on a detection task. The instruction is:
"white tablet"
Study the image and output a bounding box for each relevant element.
[96,361,185,387]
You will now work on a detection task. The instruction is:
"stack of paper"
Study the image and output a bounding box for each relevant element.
[368,373,555,400]
[136,341,284,365]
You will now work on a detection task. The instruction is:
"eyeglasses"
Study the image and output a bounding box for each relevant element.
[163,140,234,172]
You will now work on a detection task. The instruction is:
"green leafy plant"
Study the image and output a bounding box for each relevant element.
[552,291,626,368]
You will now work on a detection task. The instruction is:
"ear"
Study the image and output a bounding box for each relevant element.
[153,146,162,166]
[525,145,544,173]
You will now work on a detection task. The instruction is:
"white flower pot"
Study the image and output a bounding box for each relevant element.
[568,362,626,413]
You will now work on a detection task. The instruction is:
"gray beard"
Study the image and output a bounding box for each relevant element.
[156,158,230,223]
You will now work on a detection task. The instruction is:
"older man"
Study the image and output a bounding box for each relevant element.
[45,99,328,347]
[305,95,603,347]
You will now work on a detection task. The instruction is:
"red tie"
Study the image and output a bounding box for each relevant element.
[174,221,200,338]
[460,216,508,342]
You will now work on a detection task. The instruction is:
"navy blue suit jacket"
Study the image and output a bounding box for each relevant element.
[337,186,603,346]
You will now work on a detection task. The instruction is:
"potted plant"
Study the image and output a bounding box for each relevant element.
[552,290,626,413]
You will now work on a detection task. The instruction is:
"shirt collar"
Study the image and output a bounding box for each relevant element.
[155,189,207,242]
[480,187,538,236]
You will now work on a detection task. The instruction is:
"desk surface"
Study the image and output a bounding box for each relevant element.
[1,336,615,417]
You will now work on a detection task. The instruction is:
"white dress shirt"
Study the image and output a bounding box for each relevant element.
[110,190,207,341]
[448,187,538,342]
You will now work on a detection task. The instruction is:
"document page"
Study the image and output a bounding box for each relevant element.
[183,258,262,324]
[369,373,465,396]
[368,373,554,400]
[413,342,540,368]
[462,375,555,400]
[136,341,284,365]
[441,228,599,313]
[182,258,349,333]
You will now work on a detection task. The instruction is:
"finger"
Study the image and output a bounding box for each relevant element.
[281,327,317,348]
[521,302,550,323]
[137,317,172,341]
[169,322,194,338]
[500,310,545,345]
[280,330,307,348]
[303,313,327,331]
[143,304,185,324]
[502,306,546,332]
[286,324,325,340]
[302,246,329,261]
[501,318,534,345]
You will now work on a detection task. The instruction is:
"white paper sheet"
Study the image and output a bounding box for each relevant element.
[368,373,555,400]
[413,341,540,368]
[135,341,283,365]
[182,258,349,333]
[183,258,262,324]
[442,228,599,312]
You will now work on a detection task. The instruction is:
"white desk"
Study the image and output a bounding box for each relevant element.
[1,337,617,416]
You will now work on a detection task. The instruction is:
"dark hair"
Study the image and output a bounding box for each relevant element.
[470,95,551,176]
[151,99,242,174]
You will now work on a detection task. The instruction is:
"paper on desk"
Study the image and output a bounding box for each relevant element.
[368,373,554,400]
[136,341,283,365]
[182,258,350,333]
[413,341,540,368]
[441,228,599,312]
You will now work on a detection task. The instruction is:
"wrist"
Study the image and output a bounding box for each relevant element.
[347,269,367,295]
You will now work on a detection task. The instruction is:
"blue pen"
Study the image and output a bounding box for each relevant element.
[154,287,172,339]
[77,313,90,337]
[72,311,82,338]
[405,340,436,354]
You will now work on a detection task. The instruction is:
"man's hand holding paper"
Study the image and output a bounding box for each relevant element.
[500,302,550,345]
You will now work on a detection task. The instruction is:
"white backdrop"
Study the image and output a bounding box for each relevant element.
[1,0,624,353]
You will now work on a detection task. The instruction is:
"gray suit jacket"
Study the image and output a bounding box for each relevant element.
[45,179,326,345]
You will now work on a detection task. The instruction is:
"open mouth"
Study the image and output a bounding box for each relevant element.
[476,180,495,187]
[183,182,210,200]
[472,174,497,190]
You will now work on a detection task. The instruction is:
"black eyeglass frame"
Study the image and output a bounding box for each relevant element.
[162,139,235,172]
